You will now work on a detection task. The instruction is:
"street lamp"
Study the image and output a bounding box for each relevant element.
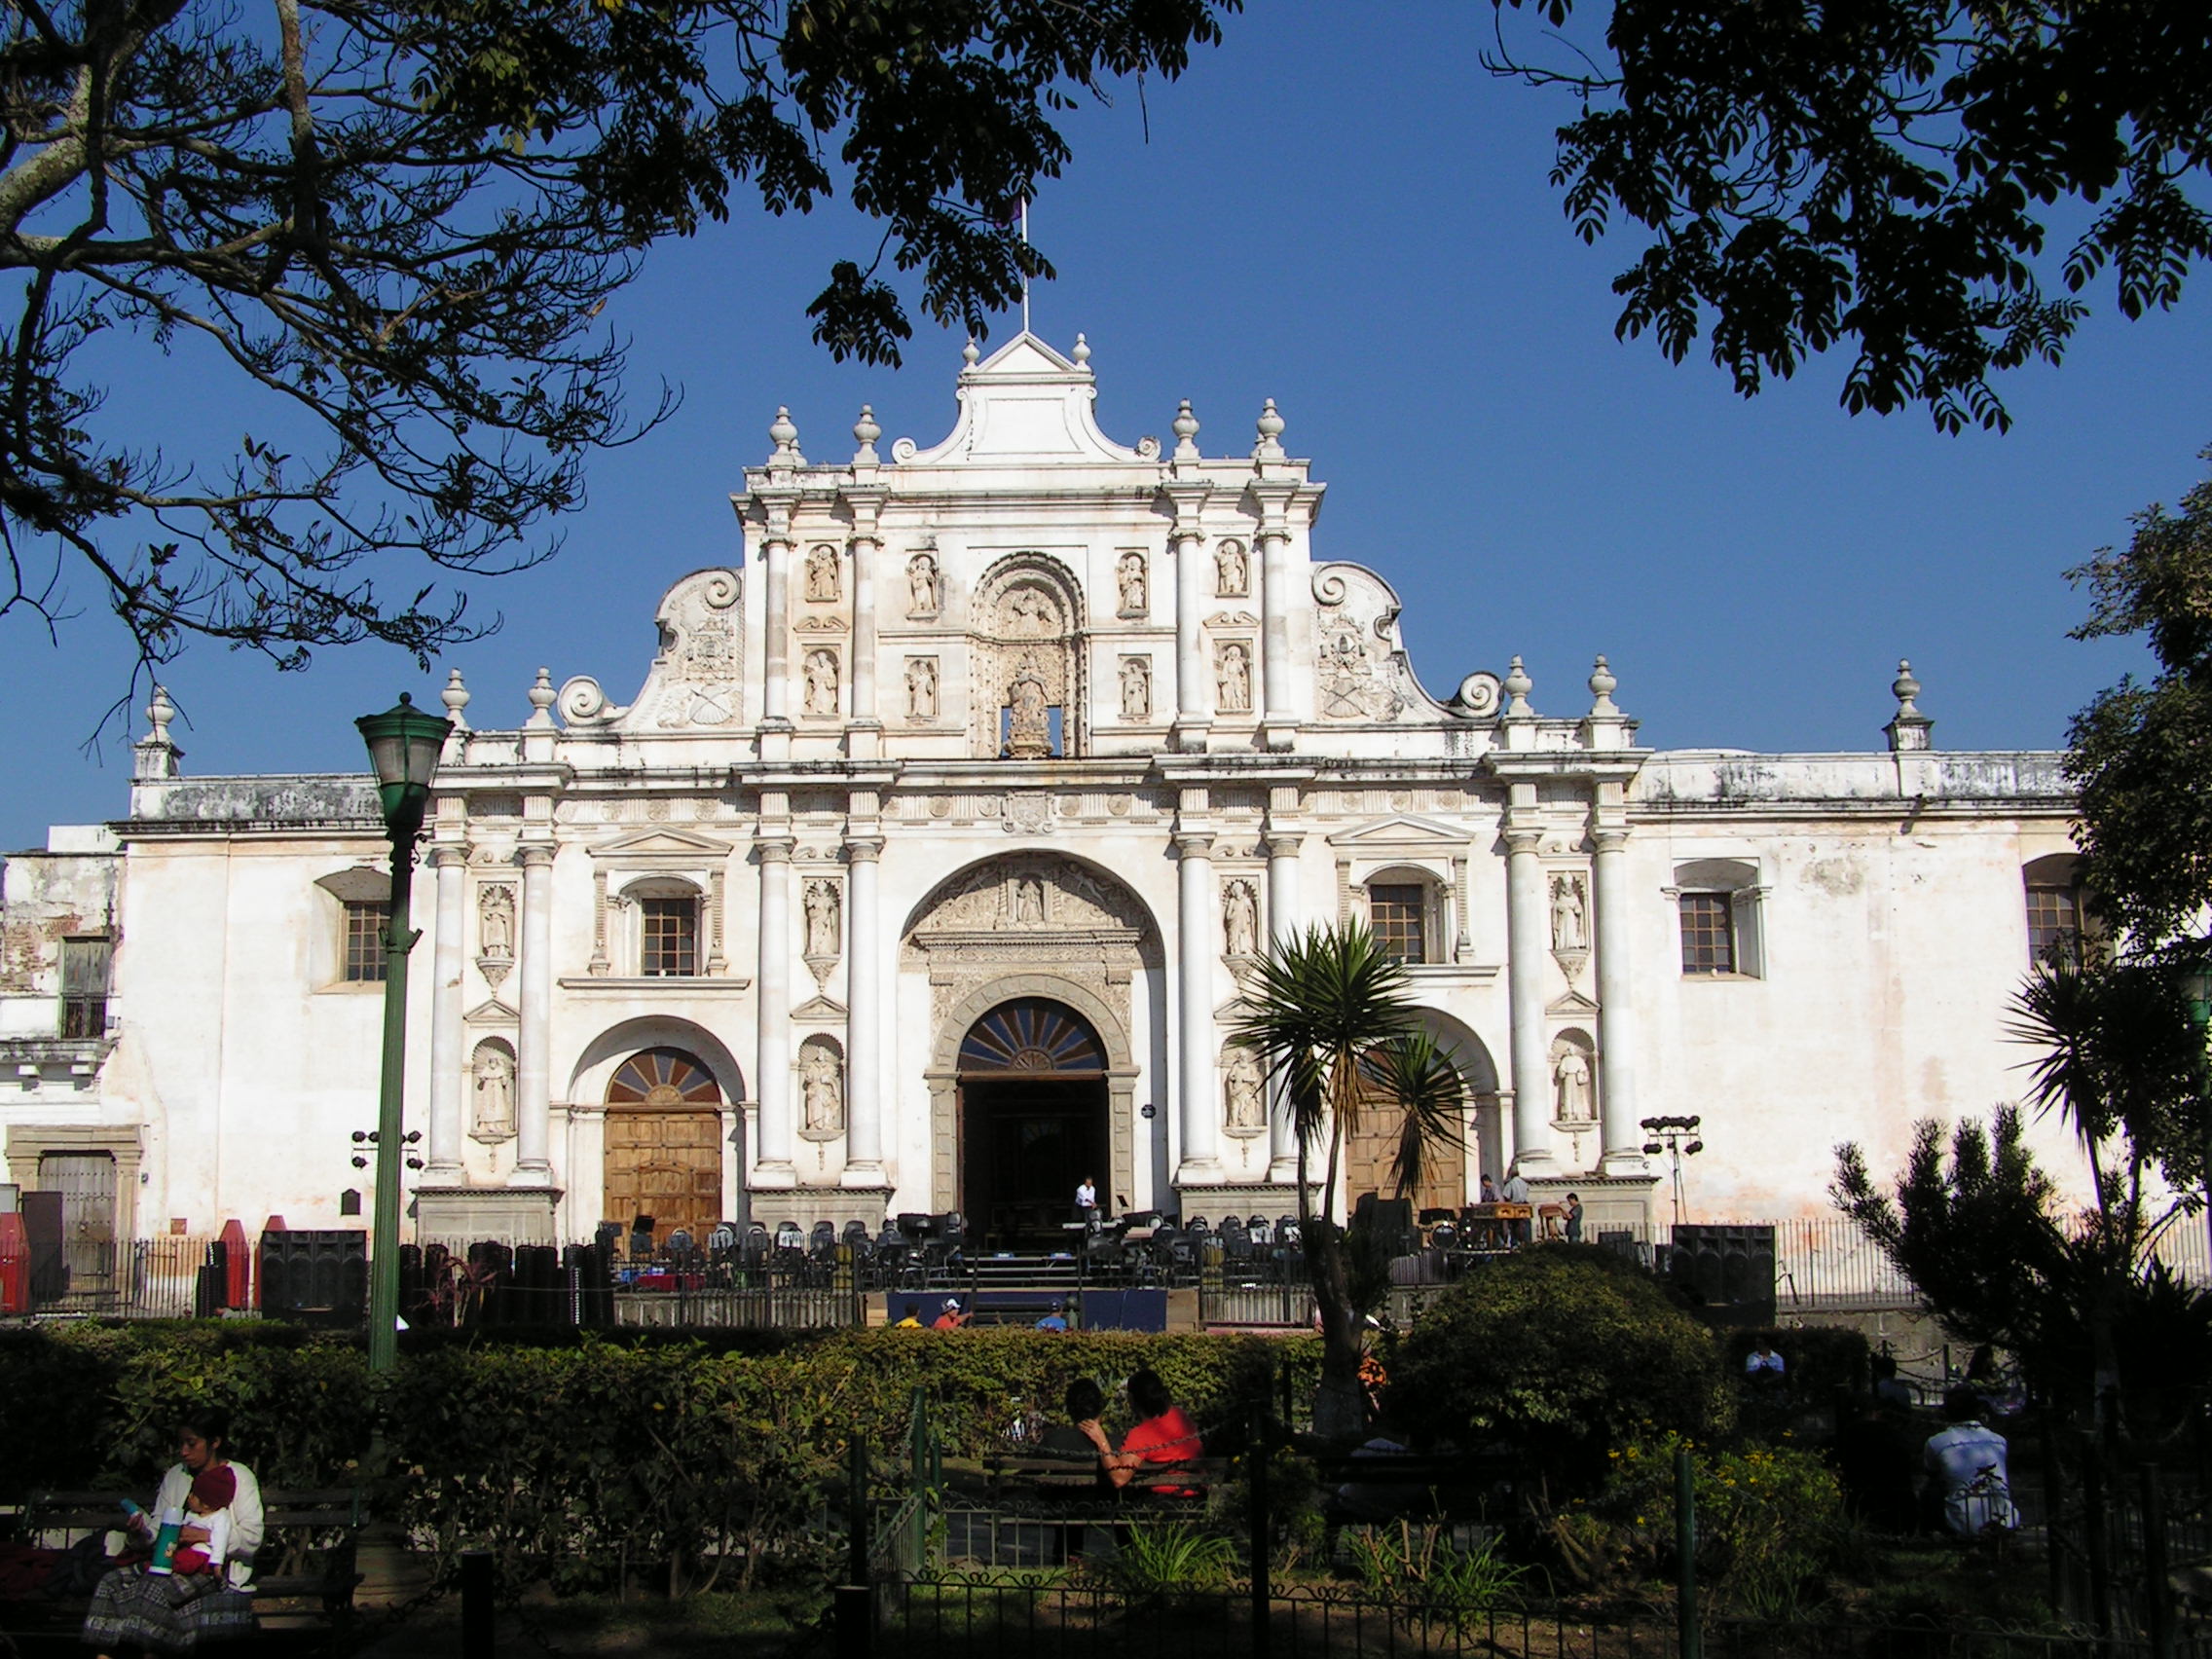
[355,693,447,1374]
[1640,1116,1705,1229]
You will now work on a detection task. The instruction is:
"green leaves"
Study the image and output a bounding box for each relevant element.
[1494,0,2212,430]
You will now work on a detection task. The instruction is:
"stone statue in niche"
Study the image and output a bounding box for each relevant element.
[1119,655,1150,720]
[478,884,515,959]
[803,648,839,716]
[907,553,940,616]
[1215,539,1248,598]
[472,1044,516,1140]
[799,1041,844,1136]
[804,543,839,603]
[905,656,938,720]
[1554,1048,1593,1123]
[1551,874,1587,953]
[1223,878,1259,958]
[1014,875,1046,925]
[1006,660,1051,757]
[1216,642,1252,713]
[802,878,840,960]
[1225,1050,1266,1133]
[1117,552,1147,616]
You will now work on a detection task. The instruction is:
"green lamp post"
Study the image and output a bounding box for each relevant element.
[355,693,448,1374]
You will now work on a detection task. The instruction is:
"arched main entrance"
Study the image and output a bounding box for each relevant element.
[957,998,1109,1246]
[603,1048,723,1244]
[1341,1014,1496,1215]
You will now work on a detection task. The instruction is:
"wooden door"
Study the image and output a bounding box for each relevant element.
[39,1151,117,1295]
[603,1110,722,1241]
[1341,1108,1467,1217]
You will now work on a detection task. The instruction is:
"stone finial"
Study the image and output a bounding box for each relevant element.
[442,667,471,730]
[131,684,184,781]
[1502,655,1534,719]
[962,338,980,367]
[1588,655,1619,717]
[1885,658,1934,753]
[767,405,800,466]
[527,666,557,729]
[1172,399,1200,461]
[1254,398,1286,461]
[852,405,881,465]
[1072,333,1091,366]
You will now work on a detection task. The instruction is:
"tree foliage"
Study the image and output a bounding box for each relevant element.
[1833,1103,2211,1423]
[0,0,1231,684]
[2066,446,2212,948]
[1492,0,2212,432]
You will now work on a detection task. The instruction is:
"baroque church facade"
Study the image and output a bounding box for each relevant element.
[0,334,2083,1248]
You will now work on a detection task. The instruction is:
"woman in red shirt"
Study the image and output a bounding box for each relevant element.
[1103,1368,1201,1491]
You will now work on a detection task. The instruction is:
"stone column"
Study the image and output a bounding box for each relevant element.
[849,531,879,724]
[512,844,555,1184]
[1265,830,1303,1180]
[1253,473,1296,747]
[842,836,884,1182]
[760,513,793,725]
[1165,475,1211,751]
[1502,805,1555,1172]
[1175,832,1222,1181]
[754,836,795,1181]
[425,845,467,1178]
[1593,821,1647,1173]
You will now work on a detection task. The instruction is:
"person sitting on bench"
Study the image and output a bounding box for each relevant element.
[1101,1369,1201,1493]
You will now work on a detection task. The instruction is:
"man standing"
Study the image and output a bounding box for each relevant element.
[1501,1163,1531,1246]
[1074,1174,1098,1224]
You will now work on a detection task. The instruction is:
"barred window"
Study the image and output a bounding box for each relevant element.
[641,898,698,977]
[1370,884,1427,964]
[344,903,389,982]
[1678,893,1737,975]
[2026,885,2082,967]
[59,937,112,1038]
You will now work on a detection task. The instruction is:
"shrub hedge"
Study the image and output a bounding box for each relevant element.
[0,1323,1304,1591]
[1386,1245,1732,1486]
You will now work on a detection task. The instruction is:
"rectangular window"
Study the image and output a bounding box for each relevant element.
[2026,886,2082,967]
[1679,893,1737,975]
[59,937,112,1038]
[641,899,698,977]
[344,903,389,982]
[1370,884,1427,964]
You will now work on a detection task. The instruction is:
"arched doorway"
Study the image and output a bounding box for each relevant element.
[1341,1015,1495,1216]
[957,998,1108,1246]
[603,1048,723,1244]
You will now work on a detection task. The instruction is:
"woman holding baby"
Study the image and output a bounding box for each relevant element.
[84,1406,265,1655]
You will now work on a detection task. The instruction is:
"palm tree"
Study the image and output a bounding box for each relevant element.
[1228,922,1469,1439]
[2008,957,2209,1423]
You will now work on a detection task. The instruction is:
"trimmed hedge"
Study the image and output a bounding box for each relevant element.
[0,1323,1306,1592]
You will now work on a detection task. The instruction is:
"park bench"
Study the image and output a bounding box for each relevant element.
[983,1452,1231,1504]
[0,1485,366,1648]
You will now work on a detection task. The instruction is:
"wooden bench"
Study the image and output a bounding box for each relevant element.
[984,1453,1230,1503]
[1,1485,365,1646]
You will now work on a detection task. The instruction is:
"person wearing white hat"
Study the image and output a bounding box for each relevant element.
[932,1297,971,1331]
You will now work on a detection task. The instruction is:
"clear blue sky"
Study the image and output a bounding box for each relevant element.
[6,1,2207,854]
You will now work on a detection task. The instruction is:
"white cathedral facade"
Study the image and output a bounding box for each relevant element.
[1,334,2084,1249]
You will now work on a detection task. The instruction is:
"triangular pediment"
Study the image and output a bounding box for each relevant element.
[464,997,518,1025]
[1546,988,1600,1019]
[792,993,848,1019]
[587,828,733,859]
[1327,814,1471,850]
[896,332,1148,467]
